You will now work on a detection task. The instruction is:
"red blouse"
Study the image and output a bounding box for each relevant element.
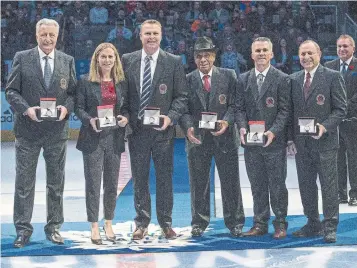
[101,80,117,106]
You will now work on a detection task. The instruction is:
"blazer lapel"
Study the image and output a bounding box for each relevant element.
[257,67,274,102]
[93,83,102,104]
[50,50,61,92]
[193,70,207,109]
[32,48,47,90]
[151,49,165,98]
[209,66,219,105]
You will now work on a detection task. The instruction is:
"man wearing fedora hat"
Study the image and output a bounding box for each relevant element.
[179,36,245,237]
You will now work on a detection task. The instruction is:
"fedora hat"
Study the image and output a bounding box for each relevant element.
[194,37,216,52]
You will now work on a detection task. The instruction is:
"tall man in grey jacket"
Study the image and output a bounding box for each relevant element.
[121,20,188,240]
[236,37,291,239]
[5,18,77,248]
[325,34,357,206]
[288,40,347,243]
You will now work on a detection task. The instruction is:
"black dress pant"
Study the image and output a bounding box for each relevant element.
[128,127,174,229]
[244,146,288,230]
[188,134,245,230]
[14,136,66,235]
[337,121,357,199]
[83,131,121,222]
[295,140,339,232]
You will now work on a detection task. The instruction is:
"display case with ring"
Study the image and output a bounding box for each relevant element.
[96,105,117,130]
[298,117,319,135]
[36,98,61,121]
[142,107,163,127]
[244,121,266,146]
[199,112,219,131]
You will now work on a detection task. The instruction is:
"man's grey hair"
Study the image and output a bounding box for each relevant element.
[36,18,59,34]
[252,37,273,51]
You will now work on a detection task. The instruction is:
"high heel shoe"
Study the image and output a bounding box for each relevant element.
[103,226,116,242]
[91,229,102,245]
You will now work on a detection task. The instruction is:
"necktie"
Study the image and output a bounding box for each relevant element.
[257,73,264,93]
[138,55,152,119]
[43,56,52,88]
[303,72,311,101]
[203,75,210,92]
[341,62,347,76]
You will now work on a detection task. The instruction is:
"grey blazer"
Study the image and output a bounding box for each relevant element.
[5,47,77,140]
[179,66,239,152]
[289,64,347,151]
[236,66,291,149]
[325,57,357,119]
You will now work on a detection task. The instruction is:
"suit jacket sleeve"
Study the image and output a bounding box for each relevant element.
[5,52,30,114]
[167,56,188,122]
[269,74,291,136]
[222,70,238,124]
[64,56,77,115]
[178,73,194,134]
[75,79,92,127]
[235,73,248,130]
[322,71,347,131]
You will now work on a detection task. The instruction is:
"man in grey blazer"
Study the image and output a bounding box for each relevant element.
[5,18,77,248]
[287,40,347,243]
[179,37,245,237]
[325,34,357,206]
[121,20,188,240]
[236,37,291,239]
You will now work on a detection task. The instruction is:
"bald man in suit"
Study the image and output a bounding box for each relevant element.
[5,18,77,248]
[121,20,188,240]
[288,40,347,243]
[325,34,357,206]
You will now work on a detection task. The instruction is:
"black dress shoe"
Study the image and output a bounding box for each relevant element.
[103,226,116,242]
[348,197,357,206]
[292,224,323,238]
[162,227,177,239]
[45,230,64,245]
[13,232,32,248]
[132,227,148,240]
[229,226,243,237]
[191,226,204,237]
[243,226,268,237]
[324,231,337,243]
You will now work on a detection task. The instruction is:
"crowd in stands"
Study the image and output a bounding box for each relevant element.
[1,1,338,76]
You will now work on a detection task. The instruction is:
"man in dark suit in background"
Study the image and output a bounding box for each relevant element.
[5,18,77,248]
[236,37,291,239]
[179,37,245,237]
[325,34,357,206]
[288,40,347,243]
[121,20,188,240]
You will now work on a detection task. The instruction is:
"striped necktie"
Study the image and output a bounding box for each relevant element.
[138,55,152,119]
[43,56,52,89]
[341,62,347,76]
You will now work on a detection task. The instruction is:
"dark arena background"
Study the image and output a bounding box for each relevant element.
[1,1,357,267]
